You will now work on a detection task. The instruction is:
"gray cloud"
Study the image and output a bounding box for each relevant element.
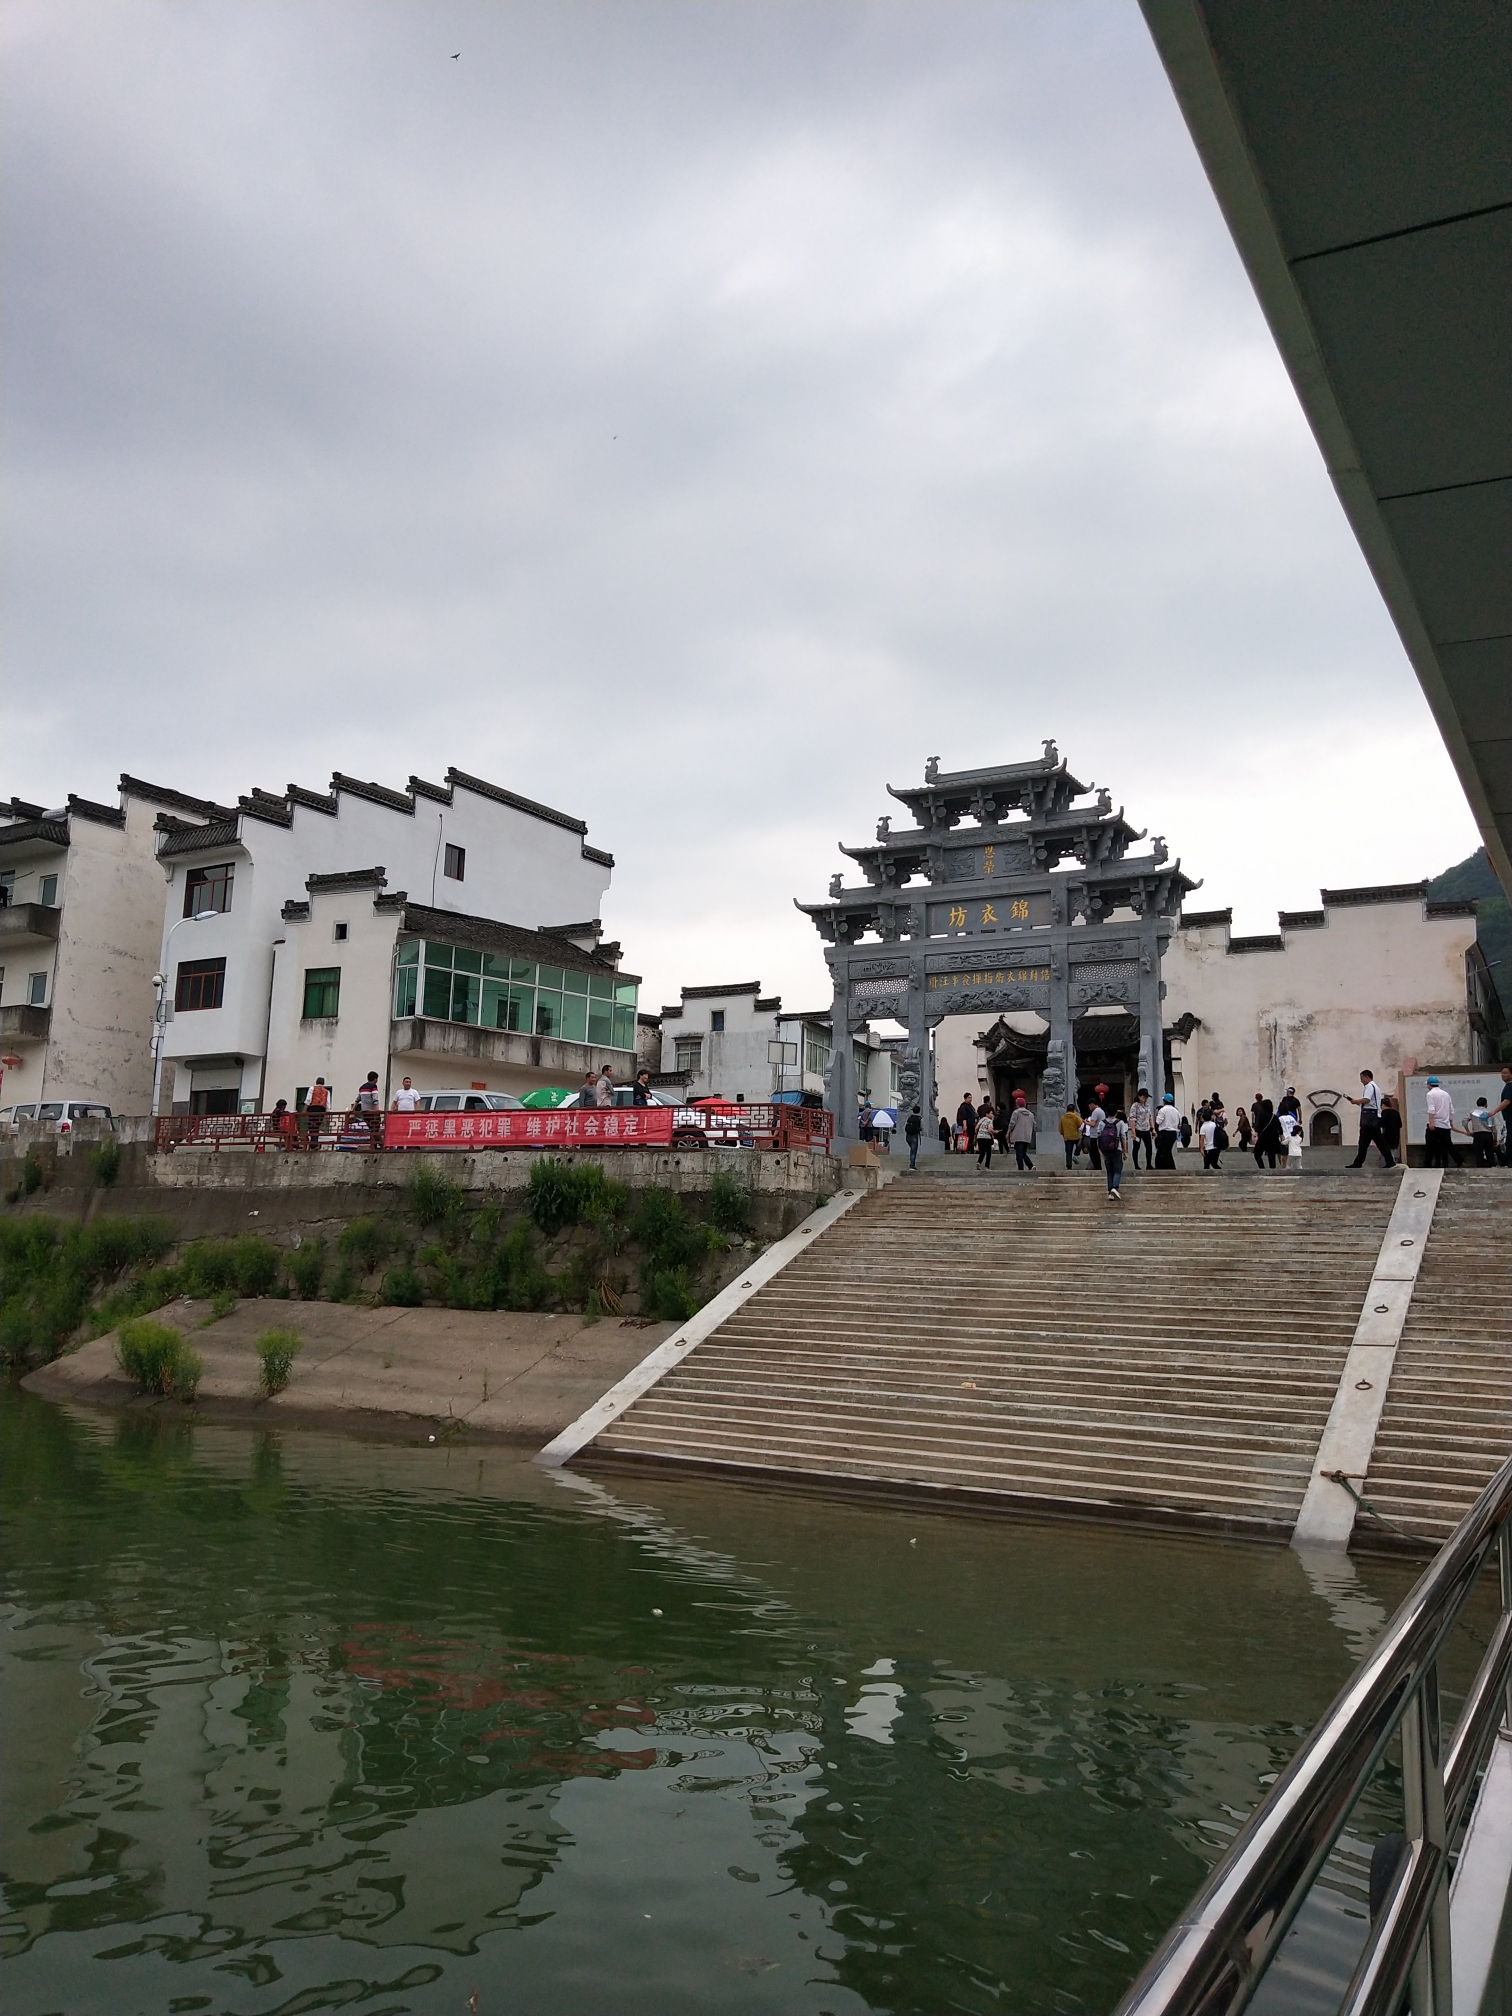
[3,0,1476,1007]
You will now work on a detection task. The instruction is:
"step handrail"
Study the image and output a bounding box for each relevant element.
[1113,1453,1512,2016]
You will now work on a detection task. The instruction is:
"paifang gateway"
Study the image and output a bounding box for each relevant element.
[797,744,1197,1142]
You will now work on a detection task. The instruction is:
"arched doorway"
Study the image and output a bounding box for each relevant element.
[1310,1109,1341,1146]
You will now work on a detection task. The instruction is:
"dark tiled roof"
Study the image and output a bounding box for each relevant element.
[409,774,452,804]
[329,772,414,814]
[1278,909,1326,929]
[1427,899,1478,918]
[0,817,69,849]
[286,783,339,814]
[447,766,587,836]
[1178,908,1233,928]
[306,866,387,892]
[7,797,46,820]
[754,995,783,1013]
[280,900,311,922]
[1228,934,1286,954]
[157,818,241,857]
[239,791,294,827]
[581,843,615,867]
[120,774,238,820]
[1322,881,1428,907]
[66,793,125,828]
[399,901,639,983]
[681,981,762,998]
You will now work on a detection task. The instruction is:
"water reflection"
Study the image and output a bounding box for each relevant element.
[0,1393,1481,2015]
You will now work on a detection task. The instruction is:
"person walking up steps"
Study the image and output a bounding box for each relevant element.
[1101,1107,1127,1198]
[304,1076,330,1148]
[1058,1104,1081,1169]
[1007,1092,1035,1171]
[1154,1093,1181,1168]
[1082,1094,1106,1172]
[1199,1110,1222,1170]
[904,1104,923,1168]
[975,1101,996,1170]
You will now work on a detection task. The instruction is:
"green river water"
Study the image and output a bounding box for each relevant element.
[1,1391,1487,2015]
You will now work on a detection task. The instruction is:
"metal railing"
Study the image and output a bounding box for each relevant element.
[154,1113,354,1153]
[1114,1455,1512,2016]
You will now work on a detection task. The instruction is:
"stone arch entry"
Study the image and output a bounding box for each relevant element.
[798,750,1196,1147]
[1310,1109,1342,1146]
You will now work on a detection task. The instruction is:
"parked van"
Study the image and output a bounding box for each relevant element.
[0,1101,114,1133]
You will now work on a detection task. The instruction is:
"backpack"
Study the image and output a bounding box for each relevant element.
[1099,1120,1120,1154]
[1213,1121,1229,1151]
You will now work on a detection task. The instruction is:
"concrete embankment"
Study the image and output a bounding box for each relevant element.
[24,1297,682,1444]
[1,1136,850,1248]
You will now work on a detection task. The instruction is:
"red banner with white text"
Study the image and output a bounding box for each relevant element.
[384,1106,682,1151]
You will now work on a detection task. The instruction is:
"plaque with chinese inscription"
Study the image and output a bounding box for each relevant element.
[926,891,1049,936]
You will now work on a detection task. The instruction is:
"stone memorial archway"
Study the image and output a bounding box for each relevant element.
[797,746,1197,1146]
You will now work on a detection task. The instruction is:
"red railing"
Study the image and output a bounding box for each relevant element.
[156,1102,835,1155]
[153,1113,363,1153]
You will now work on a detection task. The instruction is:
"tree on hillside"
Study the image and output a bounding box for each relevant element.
[1428,848,1511,989]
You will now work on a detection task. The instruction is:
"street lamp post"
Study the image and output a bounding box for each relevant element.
[151,910,217,1118]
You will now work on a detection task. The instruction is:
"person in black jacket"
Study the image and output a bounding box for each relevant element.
[1253,1097,1282,1169]
[904,1104,923,1168]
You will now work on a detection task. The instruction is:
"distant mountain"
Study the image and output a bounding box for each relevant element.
[1428,847,1510,991]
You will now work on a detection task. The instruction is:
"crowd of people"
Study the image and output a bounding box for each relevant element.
[903,1061,1512,1191]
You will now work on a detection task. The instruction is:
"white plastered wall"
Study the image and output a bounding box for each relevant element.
[38,801,163,1112]
[1163,900,1475,1142]
[264,895,399,1114]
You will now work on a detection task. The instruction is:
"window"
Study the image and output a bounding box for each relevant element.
[302,967,341,1018]
[854,1044,870,1095]
[710,1010,725,1033]
[333,921,348,942]
[674,1036,703,1074]
[0,871,13,906]
[184,863,234,917]
[27,971,48,1006]
[174,958,226,1011]
[804,1030,832,1077]
[398,936,641,1048]
[444,843,466,882]
[39,874,58,907]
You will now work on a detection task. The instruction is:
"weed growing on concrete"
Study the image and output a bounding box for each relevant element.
[644,1266,698,1323]
[286,1238,326,1300]
[338,1216,394,1274]
[117,1318,202,1400]
[708,1170,751,1235]
[3,1152,47,1204]
[91,1138,122,1187]
[381,1264,424,1306]
[256,1327,303,1396]
[325,1258,359,1303]
[0,1216,175,1367]
[178,1235,282,1300]
[204,1290,238,1324]
[408,1166,466,1229]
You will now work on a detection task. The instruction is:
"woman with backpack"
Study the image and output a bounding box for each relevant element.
[1101,1108,1127,1198]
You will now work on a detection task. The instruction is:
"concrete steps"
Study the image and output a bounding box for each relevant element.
[1362,1182,1510,1547]
[591,1176,1400,1535]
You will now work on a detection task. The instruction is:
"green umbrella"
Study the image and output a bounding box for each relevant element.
[520,1086,575,1109]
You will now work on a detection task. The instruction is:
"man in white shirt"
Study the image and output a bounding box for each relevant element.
[1198,1114,1221,1170]
[1423,1076,1455,1167]
[1153,1093,1182,1169]
[390,1076,419,1113]
[1346,1068,1393,1169]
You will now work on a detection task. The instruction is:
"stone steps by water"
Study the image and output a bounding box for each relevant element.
[591,1174,1410,1536]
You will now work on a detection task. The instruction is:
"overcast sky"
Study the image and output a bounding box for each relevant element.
[3,0,1480,1011]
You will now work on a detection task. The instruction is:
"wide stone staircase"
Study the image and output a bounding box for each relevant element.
[590,1175,1409,1537]
[1361,1180,1511,1547]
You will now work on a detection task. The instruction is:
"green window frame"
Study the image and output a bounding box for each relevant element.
[303,967,341,1019]
[393,966,418,1017]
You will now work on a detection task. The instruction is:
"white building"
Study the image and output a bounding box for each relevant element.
[0,780,218,1114]
[152,765,626,1114]
[933,880,1499,1148]
[264,873,637,1108]
[653,981,899,1108]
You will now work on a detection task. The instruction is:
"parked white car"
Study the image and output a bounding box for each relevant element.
[399,1090,525,1113]
[0,1100,114,1133]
